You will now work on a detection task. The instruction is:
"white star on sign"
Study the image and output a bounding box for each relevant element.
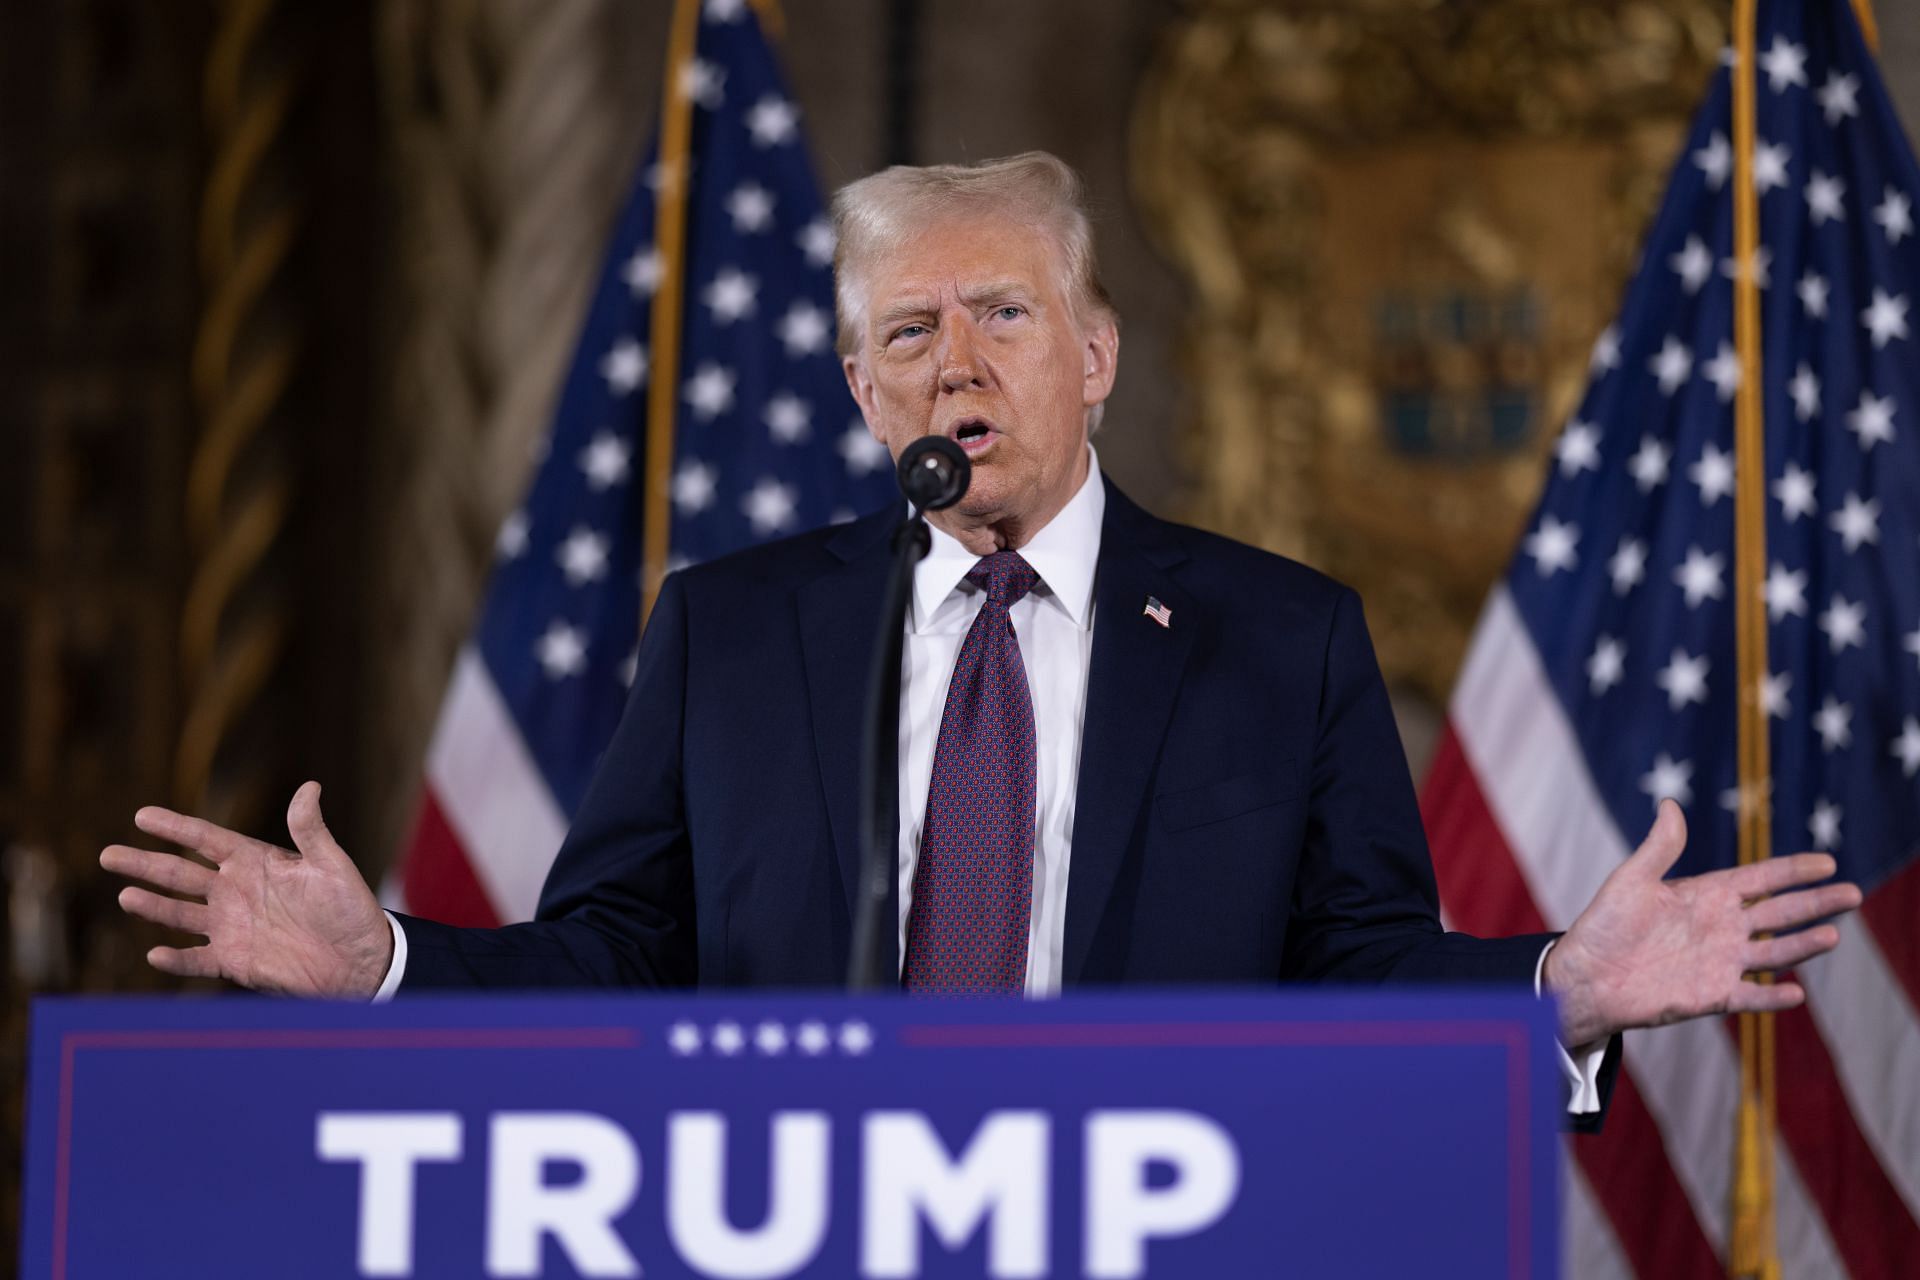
[668,1022,702,1055]
[754,1022,789,1055]
[496,510,529,560]
[1669,235,1713,293]
[672,459,718,514]
[795,1021,831,1055]
[1818,593,1867,654]
[839,423,890,475]
[1673,545,1726,608]
[1805,170,1846,225]
[598,337,647,395]
[1760,670,1792,720]
[1764,562,1808,621]
[1555,419,1601,476]
[725,182,776,234]
[535,620,587,679]
[1818,71,1861,124]
[1586,635,1626,695]
[746,94,800,147]
[1874,186,1914,244]
[1695,131,1732,190]
[1830,492,1880,553]
[1590,324,1620,373]
[1641,753,1695,808]
[1808,799,1842,850]
[764,393,811,443]
[838,1021,874,1055]
[1656,649,1711,711]
[1773,462,1818,522]
[1649,336,1693,394]
[622,247,664,298]
[1609,536,1648,595]
[1893,718,1920,778]
[798,217,836,268]
[1798,270,1830,319]
[683,363,737,420]
[1861,288,1909,349]
[679,58,725,109]
[1524,515,1578,576]
[1814,695,1854,752]
[1752,140,1791,195]
[1720,246,1771,289]
[1846,389,1896,451]
[556,527,609,586]
[1689,442,1735,507]
[1628,436,1671,492]
[1758,36,1808,91]
[703,267,759,324]
[1789,362,1821,421]
[741,476,799,535]
[777,301,832,358]
[710,1021,745,1055]
[578,431,632,491]
[1703,341,1743,402]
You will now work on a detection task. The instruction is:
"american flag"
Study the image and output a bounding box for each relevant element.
[384,0,895,927]
[1422,3,1920,1274]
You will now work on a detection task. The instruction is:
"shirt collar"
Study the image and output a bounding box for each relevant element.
[911,444,1106,631]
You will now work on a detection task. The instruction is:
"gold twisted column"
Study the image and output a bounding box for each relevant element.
[176,0,300,829]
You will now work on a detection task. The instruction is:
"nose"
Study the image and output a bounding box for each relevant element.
[937,317,985,392]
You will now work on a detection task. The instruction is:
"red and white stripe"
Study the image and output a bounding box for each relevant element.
[381,646,568,928]
[1422,588,1919,1277]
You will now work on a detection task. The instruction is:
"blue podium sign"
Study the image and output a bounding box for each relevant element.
[22,992,1559,1278]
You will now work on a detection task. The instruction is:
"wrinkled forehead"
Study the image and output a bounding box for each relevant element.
[859,212,1071,311]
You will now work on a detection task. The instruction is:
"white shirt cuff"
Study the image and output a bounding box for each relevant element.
[372,910,408,1003]
[1536,940,1605,1115]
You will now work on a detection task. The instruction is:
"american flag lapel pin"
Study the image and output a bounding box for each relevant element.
[1143,596,1172,628]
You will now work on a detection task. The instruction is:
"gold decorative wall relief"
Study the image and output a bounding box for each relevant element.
[1132,0,1725,702]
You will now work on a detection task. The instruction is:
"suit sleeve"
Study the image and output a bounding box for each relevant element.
[393,571,699,989]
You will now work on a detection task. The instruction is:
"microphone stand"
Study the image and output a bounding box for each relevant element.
[847,511,931,990]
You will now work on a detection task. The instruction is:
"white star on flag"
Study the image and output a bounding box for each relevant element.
[1703,341,1743,402]
[679,58,726,109]
[1752,139,1791,194]
[1587,635,1626,695]
[1773,462,1818,522]
[703,267,759,324]
[1650,336,1693,394]
[1846,389,1896,450]
[1720,246,1771,288]
[1759,36,1808,91]
[839,424,890,474]
[1818,70,1860,124]
[798,217,836,268]
[1818,593,1867,653]
[496,511,530,560]
[764,393,811,443]
[746,94,800,147]
[741,476,799,534]
[703,0,747,20]
[1673,545,1726,608]
[1670,235,1713,293]
[622,247,664,298]
[1765,563,1809,621]
[725,182,776,233]
[598,337,647,395]
[684,363,738,420]
[1590,324,1620,372]
[1893,718,1920,778]
[777,301,832,357]
[1809,799,1843,850]
[535,620,588,679]
[1695,131,1732,190]
[1798,270,1830,318]
[1555,420,1601,476]
[1814,695,1854,752]
[1874,185,1914,244]
[578,431,632,491]
[672,459,718,514]
[1524,515,1579,575]
[1656,649,1711,711]
[1641,753,1695,807]
[1760,671,1793,719]
[1609,536,1648,595]
[1806,170,1847,224]
[555,527,610,586]
[1789,362,1821,421]
[1689,442,1736,506]
[1830,492,1881,552]
[1862,288,1909,348]
[1907,626,1920,673]
[1628,436,1672,492]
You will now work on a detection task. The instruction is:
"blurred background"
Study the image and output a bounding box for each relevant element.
[5,0,1920,1267]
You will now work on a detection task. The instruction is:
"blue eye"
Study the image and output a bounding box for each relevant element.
[996,306,1023,321]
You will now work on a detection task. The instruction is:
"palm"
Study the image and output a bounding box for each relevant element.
[101,782,392,997]
[1547,801,1860,1047]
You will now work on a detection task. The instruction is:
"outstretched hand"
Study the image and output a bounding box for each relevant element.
[100,782,392,998]
[1544,799,1862,1048]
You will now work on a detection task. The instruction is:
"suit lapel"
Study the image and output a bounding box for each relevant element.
[797,509,899,963]
[1063,481,1196,984]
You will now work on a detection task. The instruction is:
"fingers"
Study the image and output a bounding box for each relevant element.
[1747,925,1841,973]
[99,846,217,898]
[146,945,224,980]
[1745,882,1863,934]
[1726,851,1841,898]
[116,885,212,937]
[132,806,258,865]
[1728,979,1806,1014]
[286,781,346,867]
[1626,799,1688,880]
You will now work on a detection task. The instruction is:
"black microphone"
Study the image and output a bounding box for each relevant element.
[896,435,970,511]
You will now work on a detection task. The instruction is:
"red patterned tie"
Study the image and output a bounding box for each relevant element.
[903,550,1040,994]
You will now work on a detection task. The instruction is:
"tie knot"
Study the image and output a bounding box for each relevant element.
[967,550,1039,608]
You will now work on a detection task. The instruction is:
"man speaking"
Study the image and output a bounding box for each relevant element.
[101,153,1859,1118]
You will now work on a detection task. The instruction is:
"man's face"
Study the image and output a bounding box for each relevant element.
[842,214,1118,542]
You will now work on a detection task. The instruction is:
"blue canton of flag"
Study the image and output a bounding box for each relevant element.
[391,0,896,928]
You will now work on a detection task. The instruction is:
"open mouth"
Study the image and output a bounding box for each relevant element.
[947,418,998,453]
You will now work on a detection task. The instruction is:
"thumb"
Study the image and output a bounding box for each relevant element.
[1626,797,1688,880]
[287,781,348,866]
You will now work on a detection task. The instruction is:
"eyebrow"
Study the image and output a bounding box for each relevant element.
[871,281,1038,333]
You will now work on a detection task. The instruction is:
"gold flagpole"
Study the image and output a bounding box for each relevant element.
[1727,0,1777,1273]
[1851,0,1881,54]
[641,0,705,619]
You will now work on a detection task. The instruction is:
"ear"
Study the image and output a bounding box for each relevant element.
[1081,319,1119,409]
[842,354,882,440]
